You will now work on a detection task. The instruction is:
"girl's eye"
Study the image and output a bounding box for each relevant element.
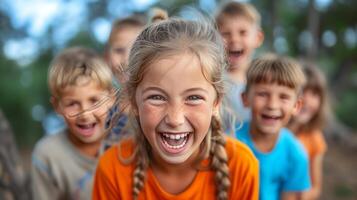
[148,95,166,101]
[186,95,204,105]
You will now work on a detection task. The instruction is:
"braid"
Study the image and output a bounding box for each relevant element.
[132,154,146,199]
[131,120,150,200]
[210,115,230,200]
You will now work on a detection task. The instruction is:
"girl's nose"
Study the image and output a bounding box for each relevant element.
[164,105,185,127]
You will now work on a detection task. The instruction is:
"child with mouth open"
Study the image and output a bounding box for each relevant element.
[236,54,311,200]
[92,13,259,200]
[216,1,264,122]
[31,47,115,200]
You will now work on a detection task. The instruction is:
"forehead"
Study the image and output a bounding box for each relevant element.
[219,14,257,29]
[138,53,214,92]
[251,82,298,95]
[110,27,142,45]
[59,78,108,98]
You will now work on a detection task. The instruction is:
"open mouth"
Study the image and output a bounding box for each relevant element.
[229,49,244,58]
[261,114,282,122]
[159,132,191,153]
[76,123,97,136]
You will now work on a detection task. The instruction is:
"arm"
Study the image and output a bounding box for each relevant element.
[302,154,324,200]
[283,138,311,197]
[31,155,62,200]
[281,192,303,200]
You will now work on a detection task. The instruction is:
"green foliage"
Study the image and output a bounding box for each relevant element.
[1,0,356,149]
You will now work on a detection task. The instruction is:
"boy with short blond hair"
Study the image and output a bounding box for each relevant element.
[236,54,311,200]
[31,47,115,200]
[216,1,264,121]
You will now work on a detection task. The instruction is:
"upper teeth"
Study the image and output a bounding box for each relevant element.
[162,133,189,140]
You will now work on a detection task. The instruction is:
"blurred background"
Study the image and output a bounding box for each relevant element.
[0,0,356,199]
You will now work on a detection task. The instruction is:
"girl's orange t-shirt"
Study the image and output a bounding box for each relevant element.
[296,130,327,163]
[92,136,259,200]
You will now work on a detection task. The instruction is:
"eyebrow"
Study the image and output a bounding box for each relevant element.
[142,87,209,96]
[184,87,209,95]
[142,87,168,96]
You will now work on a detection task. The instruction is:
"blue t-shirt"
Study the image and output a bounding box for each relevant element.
[235,122,311,200]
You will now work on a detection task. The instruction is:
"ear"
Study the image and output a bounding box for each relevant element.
[241,92,250,108]
[50,96,62,115]
[254,29,264,48]
[292,97,303,116]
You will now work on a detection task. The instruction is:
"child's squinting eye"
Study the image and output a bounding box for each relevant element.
[64,101,78,107]
[148,95,166,101]
[280,94,291,100]
[257,91,268,97]
[186,95,204,105]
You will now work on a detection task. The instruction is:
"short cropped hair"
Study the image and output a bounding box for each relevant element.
[215,1,261,28]
[245,54,306,95]
[48,47,113,98]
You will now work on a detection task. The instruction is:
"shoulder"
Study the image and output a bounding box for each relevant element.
[225,136,258,169]
[97,138,136,173]
[225,136,259,198]
[95,139,135,192]
[234,122,250,139]
[280,128,302,147]
[31,131,71,176]
[280,128,308,161]
[310,130,327,143]
[33,131,68,157]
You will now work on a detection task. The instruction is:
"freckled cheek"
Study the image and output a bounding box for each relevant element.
[139,104,164,129]
[185,106,213,132]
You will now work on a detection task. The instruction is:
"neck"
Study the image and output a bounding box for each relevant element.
[67,133,101,158]
[287,121,299,134]
[250,126,279,153]
[228,67,247,84]
[150,151,199,194]
[150,150,199,174]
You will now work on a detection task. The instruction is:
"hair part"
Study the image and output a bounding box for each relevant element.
[245,54,306,95]
[215,1,261,28]
[48,47,113,98]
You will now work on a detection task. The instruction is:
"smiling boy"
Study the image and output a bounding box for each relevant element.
[31,47,115,200]
[236,55,311,200]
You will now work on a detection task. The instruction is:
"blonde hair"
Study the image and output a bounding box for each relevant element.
[106,15,146,50]
[245,54,306,95]
[215,1,261,28]
[109,14,231,200]
[48,47,113,98]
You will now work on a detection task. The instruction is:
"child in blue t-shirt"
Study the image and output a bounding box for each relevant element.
[236,54,311,200]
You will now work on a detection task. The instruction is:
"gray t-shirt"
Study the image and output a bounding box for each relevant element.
[221,77,251,133]
[31,130,97,200]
